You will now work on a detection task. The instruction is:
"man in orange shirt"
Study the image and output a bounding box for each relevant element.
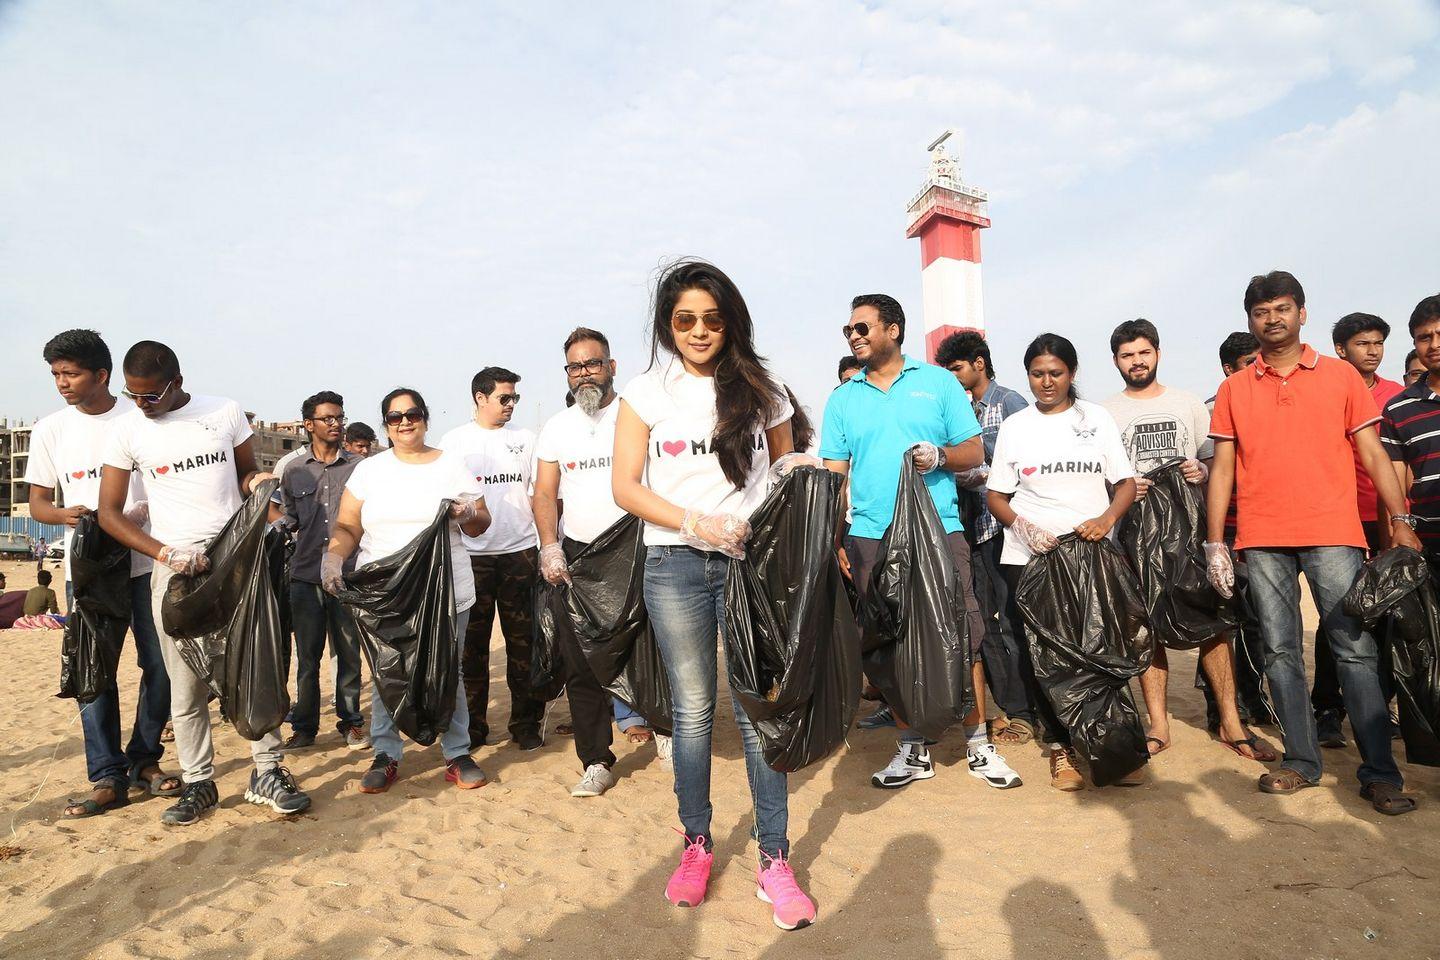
[1205,272,1419,815]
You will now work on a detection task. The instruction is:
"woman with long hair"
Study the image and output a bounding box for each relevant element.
[612,260,817,930]
[985,333,1138,791]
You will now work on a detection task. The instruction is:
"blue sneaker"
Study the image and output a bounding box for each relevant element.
[858,705,896,730]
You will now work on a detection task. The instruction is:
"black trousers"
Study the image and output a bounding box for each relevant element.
[971,536,1041,726]
[558,538,617,769]
[462,548,545,745]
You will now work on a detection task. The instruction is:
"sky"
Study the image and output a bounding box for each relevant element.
[2,0,1437,434]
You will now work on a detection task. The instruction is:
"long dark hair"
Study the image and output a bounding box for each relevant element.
[649,259,782,490]
[1022,333,1080,403]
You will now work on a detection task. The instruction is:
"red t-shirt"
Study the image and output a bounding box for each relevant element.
[1210,345,1378,551]
[1353,375,1404,522]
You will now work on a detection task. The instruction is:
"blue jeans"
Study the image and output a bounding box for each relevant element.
[643,545,789,860]
[613,697,647,732]
[75,574,172,784]
[1246,546,1401,787]
[369,608,472,763]
[289,581,364,736]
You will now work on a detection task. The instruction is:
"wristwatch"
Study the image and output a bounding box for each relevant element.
[1391,514,1420,529]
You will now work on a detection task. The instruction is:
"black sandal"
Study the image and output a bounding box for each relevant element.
[63,776,131,819]
[132,768,184,797]
[1360,781,1417,816]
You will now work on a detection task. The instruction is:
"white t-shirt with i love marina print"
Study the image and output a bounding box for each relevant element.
[986,400,1135,565]
[103,395,253,547]
[24,402,153,580]
[534,399,625,545]
[619,362,793,549]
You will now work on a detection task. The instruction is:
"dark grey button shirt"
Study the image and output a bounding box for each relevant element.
[281,446,360,583]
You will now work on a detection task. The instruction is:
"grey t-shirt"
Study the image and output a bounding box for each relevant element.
[1101,386,1214,475]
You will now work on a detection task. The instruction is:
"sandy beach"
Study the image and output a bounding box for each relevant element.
[1,556,1438,960]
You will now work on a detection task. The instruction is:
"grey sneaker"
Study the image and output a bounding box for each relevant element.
[570,763,616,798]
[858,705,896,730]
[342,726,370,750]
[655,733,673,770]
[244,766,311,814]
[161,779,219,826]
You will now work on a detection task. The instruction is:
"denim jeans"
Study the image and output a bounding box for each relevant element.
[1246,546,1401,787]
[613,697,647,732]
[369,608,473,763]
[289,580,364,736]
[643,545,789,860]
[75,574,172,784]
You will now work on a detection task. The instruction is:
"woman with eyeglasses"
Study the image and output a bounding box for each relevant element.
[612,259,816,931]
[324,387,493,793]
[985,333,1138,791]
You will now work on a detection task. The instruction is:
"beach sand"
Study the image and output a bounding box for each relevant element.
[1,556,1437,959]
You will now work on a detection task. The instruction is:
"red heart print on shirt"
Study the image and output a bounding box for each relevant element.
[1021,466,1037,476]
[662,441,687,457]
[565,462,577,470]
[71,471,85,479]
[156,466,170,474]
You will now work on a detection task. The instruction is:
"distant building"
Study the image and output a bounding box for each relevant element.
[247,414,306,472]
[0,419,33,518]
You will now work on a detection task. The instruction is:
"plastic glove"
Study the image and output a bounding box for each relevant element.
[1204,541,1234,599]
[767,452,822,483]
[123,500,149,526]
[1010,515,1060,555]
[449,496,480,523]
[909,441,941,474]
[954,464,989,490]
[1134,477,1153,501]
[539,542,571,585]
[158,545,209,576]
[321,552,345,596]
[680,508,751,560]
[1180,459,1209,484]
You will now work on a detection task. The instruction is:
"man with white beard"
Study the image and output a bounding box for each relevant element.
[533,327,649,797]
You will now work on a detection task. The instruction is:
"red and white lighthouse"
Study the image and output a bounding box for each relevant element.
[905,130,990,361]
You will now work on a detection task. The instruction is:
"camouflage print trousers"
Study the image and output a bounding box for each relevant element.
[462,548,545,746]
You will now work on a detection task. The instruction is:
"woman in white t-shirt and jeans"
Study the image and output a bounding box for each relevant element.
[613,260,817,931]
[324,387,492,794]
[985,333,1138,792]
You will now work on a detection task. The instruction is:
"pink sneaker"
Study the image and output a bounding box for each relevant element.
[665,835,713,908]
[756,853,817,930]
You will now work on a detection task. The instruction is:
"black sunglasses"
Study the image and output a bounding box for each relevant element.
[843,321,885,339]
[384,408,426,426]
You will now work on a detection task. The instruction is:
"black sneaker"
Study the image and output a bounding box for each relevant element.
[161,779,219,826]
[244,766,311,814]
[360,754,399,794]
[282,731,316,750]
[1316,710,1347,749]
[514,730,544,751]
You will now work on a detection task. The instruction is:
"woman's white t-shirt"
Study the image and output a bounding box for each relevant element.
[619,362,793,549]
[987,399,1135,565]
[344,449,483,612]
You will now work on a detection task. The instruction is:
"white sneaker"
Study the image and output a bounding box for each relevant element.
[871,742,935,789]
[570,763,616,798]
[967,742,1023,789]
[655,733,673,770]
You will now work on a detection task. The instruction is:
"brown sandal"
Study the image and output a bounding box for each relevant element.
[1360,781,1417,816]
[1259,768,1317,794]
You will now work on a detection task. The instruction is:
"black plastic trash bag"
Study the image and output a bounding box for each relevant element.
[58,515,131,703]
[530,583,569,704]
[161,480,289,741]
[1016,536,1153,786]
[535,514,673,733]
[724,466,862,772]
[1118,460,1237,651]
[861,451,973,741]
[1343,547,1440,767]
[337,502,458,747]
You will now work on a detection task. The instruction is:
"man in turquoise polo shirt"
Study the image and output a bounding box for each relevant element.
[821,294,1022,792]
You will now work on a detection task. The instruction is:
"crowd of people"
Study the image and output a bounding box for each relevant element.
[20,261,1440,932]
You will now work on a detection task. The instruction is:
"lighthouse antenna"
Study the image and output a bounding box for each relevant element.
[926,128,955,153]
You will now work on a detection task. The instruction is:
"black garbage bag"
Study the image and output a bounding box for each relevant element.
[724,466,862,772]
[861,451,973,741]
[337,502,458,747]
[1118,460,1237,650]
[58,515,131,703]
[530,581,569,704]
[1016,536,1153,786]
[1343,547,1440,767]
[160,480,289,741]
[534,514,673,733]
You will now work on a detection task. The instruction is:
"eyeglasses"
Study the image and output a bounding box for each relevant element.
[494,394,521,407]
[121,381,175,404]
[672,311,724,333]
[383,408,426,426]
[307,415,346,427]
[562,358,609,376]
